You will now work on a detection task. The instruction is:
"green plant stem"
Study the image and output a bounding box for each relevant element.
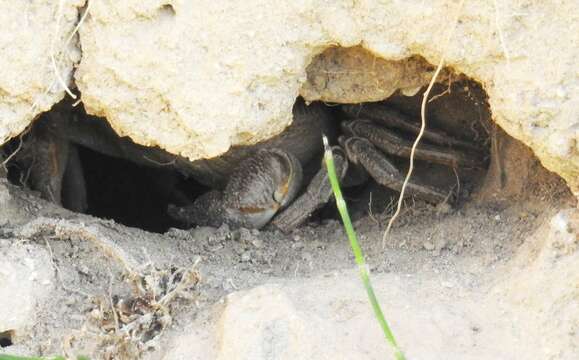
[0,356,63,360]
[323,136,406,360]
[0,355,88,360]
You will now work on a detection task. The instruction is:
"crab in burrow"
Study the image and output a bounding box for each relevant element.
[4,97,484,233]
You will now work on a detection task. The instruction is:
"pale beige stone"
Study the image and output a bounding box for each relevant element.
[0,0,83,145]
[0,242,53,340]
[301,47,448,103]
[162,249,579,360]
[1,1,578,192]
[73,0,578,191]
[493,208,579,359]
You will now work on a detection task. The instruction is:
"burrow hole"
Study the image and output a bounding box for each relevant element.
[3,47,566,233]
[158,4,176,19]
[0,83,490,232]
[0,330,14,347]
[2,100,209,233]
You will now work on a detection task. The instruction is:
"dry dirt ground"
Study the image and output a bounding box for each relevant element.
[0,128,578,359]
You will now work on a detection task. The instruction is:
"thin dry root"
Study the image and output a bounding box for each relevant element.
[86,259,201,358]
[17,217,139,276]
[382,0,466,248]
[16,217,201,359]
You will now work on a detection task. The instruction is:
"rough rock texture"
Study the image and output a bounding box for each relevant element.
[0,169,575,358]
[159,210,579,360]
[0,241,53,341]
[160,206,579,360]
[0,0,83,145]
[301,47,448,103]
[0,180,30,229]
[493,208,579,358]
[1,1,577,192]
[72,0,579,192]
[0,182,54,342]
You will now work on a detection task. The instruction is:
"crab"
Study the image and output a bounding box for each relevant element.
[6,98,483,233]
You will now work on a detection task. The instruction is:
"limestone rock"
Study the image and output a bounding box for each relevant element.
[0,0,83,145]
[301,47,447,103]
[1,1,577,192]
[162,269,577,359]
[0,181,27,228]
[493,208,579,359]
[0,241,53,341]
[74,1,578,192]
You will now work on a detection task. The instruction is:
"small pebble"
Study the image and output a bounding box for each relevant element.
[292,241,304,250]
[240,251,252,262]
[423,241,435,251]
[435,238,448,250]
[207,244,224,252]
[65,297,77,306]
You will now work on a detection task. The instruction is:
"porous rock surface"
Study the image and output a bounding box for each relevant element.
[0,241,53,341]
[157,209,579,360]
[1,1,578,192]
[0,0,83,144]
[159,205,579,360]
[74,0,579,192]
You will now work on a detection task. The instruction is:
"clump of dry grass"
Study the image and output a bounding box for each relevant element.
[70,262,200,360]
[15,218,201,360]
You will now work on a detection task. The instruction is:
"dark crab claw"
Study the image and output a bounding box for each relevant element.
[168,148,303,230]
[221,148,304,229]
[272,146,348,233]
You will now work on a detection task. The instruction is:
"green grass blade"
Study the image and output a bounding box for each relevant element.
[0,355,88,360]
[0,356,59,360]
[323,136,406,360]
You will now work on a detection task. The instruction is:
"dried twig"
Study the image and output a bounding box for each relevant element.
[51,0,77,99]
[108,271,120,332]
[1,126,31,171]
[368,192,380,225]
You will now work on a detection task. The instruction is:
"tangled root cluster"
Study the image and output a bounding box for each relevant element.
[68,262,200,360]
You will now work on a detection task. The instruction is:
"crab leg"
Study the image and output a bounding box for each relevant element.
[61,145,88,212]
[170,148,307,230]
[341,103,480,150]
[342,120,483,168]
[341,136,449,204]
[272,146,348,233]
[26,121,70,206]
[168,190,225,228]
